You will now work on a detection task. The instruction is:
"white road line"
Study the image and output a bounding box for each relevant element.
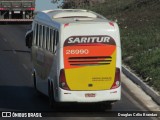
[22,64,28,70]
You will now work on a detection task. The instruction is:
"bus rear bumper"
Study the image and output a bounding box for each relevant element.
[55,87,121,103]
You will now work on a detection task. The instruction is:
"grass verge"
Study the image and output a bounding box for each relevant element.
[86,0,160,92]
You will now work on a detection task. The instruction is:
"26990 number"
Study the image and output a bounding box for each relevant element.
[66,49,89,55]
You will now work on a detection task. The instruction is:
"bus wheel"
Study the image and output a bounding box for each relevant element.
[33,72,37,91]
[48,80,55,108]
[32,72,42,95]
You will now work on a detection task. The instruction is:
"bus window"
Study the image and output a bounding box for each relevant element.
[37,24,40,46]
[53,30,59,52]
[33,23,37,45]
[35,23,39,46]
[46,27,50,50]
[53,30,56,52]
[49,29,53,52]
[56,30,59,45]
[48,28,51,51]
[43,26,46,49]
[41,25,44,48]
[39,25,43,47]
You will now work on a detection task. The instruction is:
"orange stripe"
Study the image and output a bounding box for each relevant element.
[64,45,116,69]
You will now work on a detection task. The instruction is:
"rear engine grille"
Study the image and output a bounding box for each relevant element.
[68,56,112,66]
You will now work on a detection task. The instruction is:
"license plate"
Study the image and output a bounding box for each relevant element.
[14,11,20,13]
[85,93,96,97]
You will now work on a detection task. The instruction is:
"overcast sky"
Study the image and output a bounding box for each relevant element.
[35,0,62,11]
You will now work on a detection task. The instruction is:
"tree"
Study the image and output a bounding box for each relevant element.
[61,0,105,9]
[51,0,105,9]
[51,0,61,4]
[51,0,63,8]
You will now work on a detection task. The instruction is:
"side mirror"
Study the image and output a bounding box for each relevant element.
[25,30,33,48]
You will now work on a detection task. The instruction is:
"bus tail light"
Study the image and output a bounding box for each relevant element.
[109,22,114,27]
[111,68,121,89]
[64,23,69,28]
[59,69,70,90]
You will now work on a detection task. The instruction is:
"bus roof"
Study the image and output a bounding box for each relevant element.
[35,9,110,25]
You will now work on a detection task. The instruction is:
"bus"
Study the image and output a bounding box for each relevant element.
[25,9,122,109]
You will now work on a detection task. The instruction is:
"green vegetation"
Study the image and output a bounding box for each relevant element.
[90,0,160,92]
[74,0,160,92]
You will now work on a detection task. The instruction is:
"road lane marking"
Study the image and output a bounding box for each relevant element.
[22,64,28,70]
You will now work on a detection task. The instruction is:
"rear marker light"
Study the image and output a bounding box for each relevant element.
[59,69,70,90]
[109,22,114,27]
[111,68,121,89]
[64,23,69,28]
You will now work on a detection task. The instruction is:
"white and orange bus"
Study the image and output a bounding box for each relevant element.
[25,9,122,109]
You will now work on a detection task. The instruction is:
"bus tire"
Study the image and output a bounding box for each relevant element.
[48,80,55,108]
[33,72,42,96]
[33,72,37,91]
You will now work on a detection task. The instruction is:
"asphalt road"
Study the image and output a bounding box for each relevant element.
[0,24,158,120]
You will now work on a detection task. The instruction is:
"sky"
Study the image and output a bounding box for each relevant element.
[35,0,62,11]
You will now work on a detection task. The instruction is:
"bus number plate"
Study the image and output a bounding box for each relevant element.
[85,93,96,98]
[14,11,20,13]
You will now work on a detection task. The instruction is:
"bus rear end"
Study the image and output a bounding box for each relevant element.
[57,22,121,103]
